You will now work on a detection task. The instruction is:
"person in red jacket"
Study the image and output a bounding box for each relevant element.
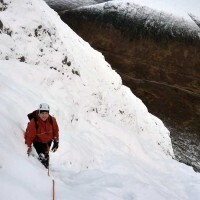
[25,103,59,168]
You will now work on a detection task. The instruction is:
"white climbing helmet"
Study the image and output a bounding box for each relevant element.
[39,103,50,113]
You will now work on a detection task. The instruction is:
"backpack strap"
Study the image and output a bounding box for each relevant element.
[27,110,39,130]
[27,110,37,121]
[49,115,53,127]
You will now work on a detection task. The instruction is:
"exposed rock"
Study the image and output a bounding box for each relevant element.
[0,0,8,11]
[19,56,26,62]
[60,3,200,170]
[0,19,12,36]
[0,20,3,30]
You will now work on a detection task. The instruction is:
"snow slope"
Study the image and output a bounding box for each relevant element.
[0,0,200,199]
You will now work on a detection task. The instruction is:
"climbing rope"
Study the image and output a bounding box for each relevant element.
[48,145,55,200]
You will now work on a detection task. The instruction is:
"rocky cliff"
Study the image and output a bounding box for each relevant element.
[58,2,200,171]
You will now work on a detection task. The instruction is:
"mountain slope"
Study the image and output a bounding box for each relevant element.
[0,0,200,199]
[59,0,200,171]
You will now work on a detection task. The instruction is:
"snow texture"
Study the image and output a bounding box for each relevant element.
[44,0,111,11]
[0,0,200,199]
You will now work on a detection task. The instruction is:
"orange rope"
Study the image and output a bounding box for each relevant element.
[52,179,55,200]
[47,143,55,200]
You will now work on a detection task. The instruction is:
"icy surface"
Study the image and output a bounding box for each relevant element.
[0,0,200,199]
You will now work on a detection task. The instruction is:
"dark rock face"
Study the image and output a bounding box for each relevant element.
[60,4,200,170]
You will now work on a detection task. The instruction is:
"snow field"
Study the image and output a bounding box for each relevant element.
[0,0,200,199]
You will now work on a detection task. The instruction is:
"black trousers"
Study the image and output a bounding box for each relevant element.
[33,141,52,168]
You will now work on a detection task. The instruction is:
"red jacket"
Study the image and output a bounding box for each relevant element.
[25,116,59,147]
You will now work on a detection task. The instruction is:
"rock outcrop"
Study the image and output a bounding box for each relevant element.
[59,2,200,170]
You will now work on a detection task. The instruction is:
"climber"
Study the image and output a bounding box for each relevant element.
[25,103,59,168]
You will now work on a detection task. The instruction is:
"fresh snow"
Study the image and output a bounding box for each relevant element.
[44,0,98,10]
[0,0,200,199]
[44,0,111,10]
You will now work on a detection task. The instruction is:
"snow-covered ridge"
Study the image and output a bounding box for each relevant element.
[44,0,111,11]
[69,0,200,41]
[1,0,200,199]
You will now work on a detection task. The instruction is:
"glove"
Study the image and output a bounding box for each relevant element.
[51,140,59,152]
[27,146,32,156]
